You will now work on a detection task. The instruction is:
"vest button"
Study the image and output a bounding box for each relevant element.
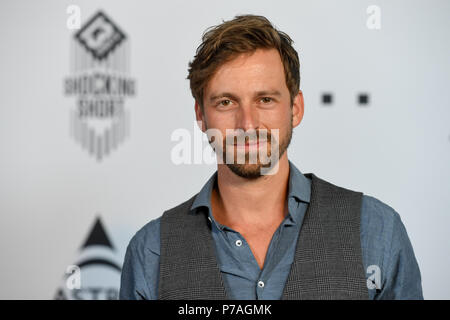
[258,280,265,288]
[235,239,242,247]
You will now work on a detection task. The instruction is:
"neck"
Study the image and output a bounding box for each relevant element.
[211,153,290,229]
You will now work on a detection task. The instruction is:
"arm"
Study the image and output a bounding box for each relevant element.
[377,214,424,299]
[119,218,161,300]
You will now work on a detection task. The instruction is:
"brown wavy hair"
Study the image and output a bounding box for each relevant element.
[187,14,300,111]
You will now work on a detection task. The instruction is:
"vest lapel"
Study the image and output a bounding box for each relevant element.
[158,194,229,299]
[281,173,368,299]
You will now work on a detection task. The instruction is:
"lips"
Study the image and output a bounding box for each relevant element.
[235,141,258,146]
[233,140,267,149]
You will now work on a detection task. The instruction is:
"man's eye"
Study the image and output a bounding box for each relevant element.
[261,97,273,103]
[219,99,232,106]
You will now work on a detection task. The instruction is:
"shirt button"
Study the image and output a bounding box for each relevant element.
[258,280,265,288]
[235,239,242,247]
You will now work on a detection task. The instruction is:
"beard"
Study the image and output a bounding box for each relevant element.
[206,114,293,180]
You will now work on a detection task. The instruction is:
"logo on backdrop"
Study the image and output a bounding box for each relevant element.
[54,216,122,300]
[64,11,136,161]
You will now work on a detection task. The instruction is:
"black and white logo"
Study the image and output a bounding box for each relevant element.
[54,216,122,300]
[64,11,136,161]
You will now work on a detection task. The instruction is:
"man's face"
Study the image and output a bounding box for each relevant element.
[195,48,304,179]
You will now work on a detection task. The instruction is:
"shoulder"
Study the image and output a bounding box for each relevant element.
[127,193,199,255]
[360,194,416,254]
[361,194,402,232]
[128,216,161,256]
[160,193,198,219]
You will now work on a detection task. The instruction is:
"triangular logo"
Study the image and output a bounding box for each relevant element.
[55,215,122,299]
[81,216,115,251]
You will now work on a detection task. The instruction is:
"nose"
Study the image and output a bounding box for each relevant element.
[236,101,259,132]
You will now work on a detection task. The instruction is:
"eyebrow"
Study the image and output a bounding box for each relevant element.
[209,90,282,103]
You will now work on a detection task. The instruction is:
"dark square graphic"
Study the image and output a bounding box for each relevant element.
[358,93,370,105]
[75,11,126,61]
[322,93,333,105]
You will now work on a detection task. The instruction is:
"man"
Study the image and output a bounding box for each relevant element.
[120,15,423,300]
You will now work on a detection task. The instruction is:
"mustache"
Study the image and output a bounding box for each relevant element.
[224,130,273,145]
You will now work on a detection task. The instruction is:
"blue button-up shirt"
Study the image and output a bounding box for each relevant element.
[120,161,423,299]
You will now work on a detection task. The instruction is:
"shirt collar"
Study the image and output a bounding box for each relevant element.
[191,170,218,211]
[286,160,311,204]
[190,160,311,227]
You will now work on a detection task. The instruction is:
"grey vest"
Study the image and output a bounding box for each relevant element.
[158,173,368,300]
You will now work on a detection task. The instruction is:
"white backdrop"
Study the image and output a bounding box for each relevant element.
[0,0,449,299]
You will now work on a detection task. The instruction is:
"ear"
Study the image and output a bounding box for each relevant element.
[194,100,206,132]
[291,90,304,128]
